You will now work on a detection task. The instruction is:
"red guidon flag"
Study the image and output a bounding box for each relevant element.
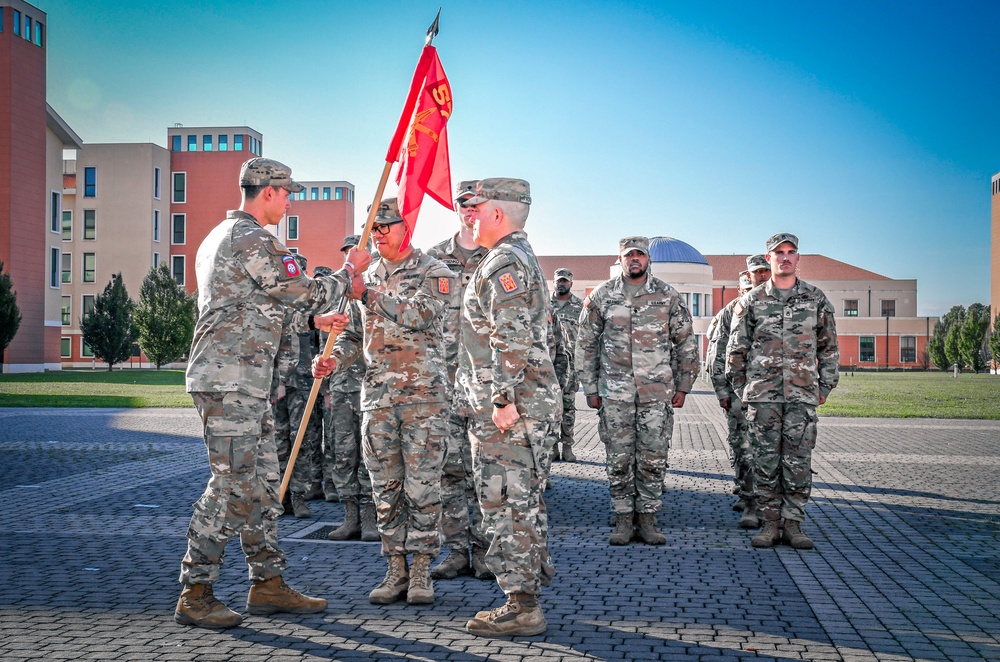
[388,44,453,250]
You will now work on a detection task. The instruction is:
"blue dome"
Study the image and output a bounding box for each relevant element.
[647,236,708,265]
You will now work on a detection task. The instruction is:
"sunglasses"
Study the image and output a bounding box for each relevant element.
[372,220,405,236]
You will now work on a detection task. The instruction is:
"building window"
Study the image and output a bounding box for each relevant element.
[172,172,186,203]
[154,167,161,199]
[287,216,299,240]
[172,214,186,244]
[83,253,96,283]
[203,134,212,151]
[171,135,181,152]
[34,20,43,46]
[187,135,197,151]
[153,210,161,242]
[692,293,701,317]
[153,252,160,269]
[172,255,185,285]
[81,339,94,358]
[297,190,307,201]
[84,167,96,197]
[13,10,20,36]
[60,337,71,358]
[50,192,61,232]
[288,247,298,254]
[83,210,96,240]
[50,247,60,288]
[900,336,916,363]
[83,294,95,317]
[348,189,354,203]
[234,135,244,151]
[323,187,331,200]
[335,187,344,201]
[859,336,875,363]
[310,187,319,201]
[61,297,71,326]
[881,300,896,317]
[62,211,72,241]
[218,135,228,151]
[61,253,72,284]
[24,15,30,41]
[844,300,859,317]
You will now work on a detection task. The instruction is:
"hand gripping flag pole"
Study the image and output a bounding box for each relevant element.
[280,10,453,502]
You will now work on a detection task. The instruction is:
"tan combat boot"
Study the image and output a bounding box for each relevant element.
[561,442,577,462]
[466,592,547,637]
[290,492,311,519]
[636,512,666,545]
[369,555,409,604]
[327,500,361,541]
[174,583,243,629]
[608,513,633,546]
[430,547,471,580]
[471,546,494,580]
[407,554,435,605]
[738,508,760,529]
[751,519,781,548]
[246,576,327,615]
[360,502,380,542]
[782,520,815,549]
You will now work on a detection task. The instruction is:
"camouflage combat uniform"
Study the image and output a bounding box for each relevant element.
[457,230,563,597]
[550,292,584,448]
[331,249,455,557]
[180,209,351,586]
[320,303,371,504]
[705,299,753,501]
[426,235,490,555]
[726,278,839,523]
[576,273,699,515]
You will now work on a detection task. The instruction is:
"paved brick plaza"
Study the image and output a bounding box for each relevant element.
[1,387,998,661]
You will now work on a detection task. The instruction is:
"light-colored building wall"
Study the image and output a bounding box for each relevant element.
[992,171,999,334]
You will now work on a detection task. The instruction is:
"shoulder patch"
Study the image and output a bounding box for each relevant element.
[498,271,520,293]
[479,249,515,277]
[270,239,292,256]
[282,255,300,278]
[438,277,450,294]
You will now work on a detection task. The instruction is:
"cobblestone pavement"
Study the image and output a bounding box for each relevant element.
[1,387,998,661]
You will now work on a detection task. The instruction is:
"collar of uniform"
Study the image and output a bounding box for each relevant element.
[374,247,424,277]
[611,273,655,295]
[227,209,261,226]
[494,230,528,247]
[763,277,800,299]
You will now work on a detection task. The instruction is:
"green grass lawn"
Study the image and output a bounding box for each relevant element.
[0,369,191,408]
[818,370,1000,419]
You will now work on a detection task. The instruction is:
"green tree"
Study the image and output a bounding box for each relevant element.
[134,264,196,369]
[959,303,990,373]
[990,313,1000,372]
[0,261,22,368]
[928,305,965,371]
[945,323,963,371]
[80,273,136,371]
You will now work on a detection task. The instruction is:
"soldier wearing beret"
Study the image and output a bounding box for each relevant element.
[313,199,455,606]
[726,233,840,550]
[176,157,370,629]
[576,236,699,547]
[550,267,584,462]
[456,178,562,637]
[426,181,493,581]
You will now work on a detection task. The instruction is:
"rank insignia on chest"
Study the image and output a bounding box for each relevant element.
[282,255,299,277]
[498,272,519,293]
[438,277,450,294]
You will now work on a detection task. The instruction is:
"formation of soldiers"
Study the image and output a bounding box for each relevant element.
[175,157,840,638]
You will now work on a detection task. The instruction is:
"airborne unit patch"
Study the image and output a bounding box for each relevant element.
[282,255,299,277]
[498,272,519,293]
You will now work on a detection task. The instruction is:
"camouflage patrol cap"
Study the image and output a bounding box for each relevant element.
[554,268,573,281]
[746,254,770,271]
[341,234,360,251]
[313,265,334,277]
[738,271,753,291]
[368,198,403,225]
[239,157,305,193]
[619,236,650,256]
[462,178,531,206]
[454,180,479,204]
[765,232,799,252]
[293,253,308,271]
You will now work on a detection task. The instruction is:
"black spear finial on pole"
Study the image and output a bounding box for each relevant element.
[426,8,441,45]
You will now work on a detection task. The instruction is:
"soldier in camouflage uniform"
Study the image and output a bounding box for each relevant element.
[313,199,455,606]
[577,236,699,547]
[456,178,562,637]
[315,246,377,542]
[706,267,757,528]
[426,181,493,581]
[726,233,839,550]
[175,158,369,629]
[550,268,584,462]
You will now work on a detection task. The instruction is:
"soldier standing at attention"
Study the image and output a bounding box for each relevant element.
[176,157,370,629]
[576,236,699,546]
[313,199,455,606]
[456,178,562,637]
[550,268,584,462]
[706,269,756,527]
[426,181,493,581]
[726,233,840,550]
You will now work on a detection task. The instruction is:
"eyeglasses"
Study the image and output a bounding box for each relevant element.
[372,220,404,236]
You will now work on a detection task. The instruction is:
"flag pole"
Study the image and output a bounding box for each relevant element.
[279,12,443,503]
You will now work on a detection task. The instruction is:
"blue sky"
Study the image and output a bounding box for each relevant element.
[37,0,1000,316]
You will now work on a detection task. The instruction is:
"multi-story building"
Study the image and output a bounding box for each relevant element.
[992,171,999,339]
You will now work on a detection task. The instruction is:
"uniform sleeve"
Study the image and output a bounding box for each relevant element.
[725,300,751,397]
[816,296,841,398]
[330,301,365,377]
[668,296,699,393]
[575,292,604,396]
[706,310,732,400]
[364,263,454,331]
[550,313,570,393]
[481,258,534,406]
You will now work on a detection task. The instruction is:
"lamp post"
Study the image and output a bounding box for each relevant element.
[885,314,890,371]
